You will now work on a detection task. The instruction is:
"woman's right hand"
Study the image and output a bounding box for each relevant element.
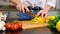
[16,2,29,13]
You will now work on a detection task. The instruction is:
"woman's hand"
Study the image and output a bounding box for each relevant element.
[37,5,52,18]
[16,3,29,13]
[37,10,48,18]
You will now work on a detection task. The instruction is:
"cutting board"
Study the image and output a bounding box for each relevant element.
[21,21,48,29]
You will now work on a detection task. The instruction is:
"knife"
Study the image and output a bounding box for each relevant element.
[26,10,45,17]
[26,11,36,17]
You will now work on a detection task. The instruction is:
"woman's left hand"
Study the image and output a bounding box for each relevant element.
[37,10,48,18]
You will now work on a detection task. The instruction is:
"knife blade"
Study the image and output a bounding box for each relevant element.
[26,11,36,17]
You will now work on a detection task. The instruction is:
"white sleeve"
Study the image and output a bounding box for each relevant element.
[46,0,56,8]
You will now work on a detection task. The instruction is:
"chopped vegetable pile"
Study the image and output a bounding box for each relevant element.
[30,16,45,24]
[30,14,60,32]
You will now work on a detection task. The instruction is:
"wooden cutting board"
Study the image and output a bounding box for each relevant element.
[21,21,48,29]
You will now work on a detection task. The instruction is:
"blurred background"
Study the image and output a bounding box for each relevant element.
[0,0,60,19]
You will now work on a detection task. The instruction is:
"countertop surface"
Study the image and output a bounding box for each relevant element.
[0,18,59,34]
[0,27,60,34]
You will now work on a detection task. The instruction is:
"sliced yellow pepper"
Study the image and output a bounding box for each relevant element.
[30,16,45,24]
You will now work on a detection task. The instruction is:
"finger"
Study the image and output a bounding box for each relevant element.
[19,6,21,12]
[37,12,42,17]
[16,6,20,10]
[16,6,22,12]
[41,13,45,17]
[25,6,29,12]
[43,14,45,17]
[44,13,47,18]
[19,6,22,12]
[21,6,25,13]
[37,11,42,16]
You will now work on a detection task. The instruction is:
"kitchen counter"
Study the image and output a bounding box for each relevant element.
[0,18,59,34]
[0,27,60,34]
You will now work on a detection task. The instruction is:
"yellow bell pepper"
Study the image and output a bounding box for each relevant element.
[47,16,55,20]
[56,20,60,32]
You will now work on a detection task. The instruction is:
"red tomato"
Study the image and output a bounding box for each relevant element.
[18,21,22,28]
[10,24,18,30]
[5,23,11,29]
